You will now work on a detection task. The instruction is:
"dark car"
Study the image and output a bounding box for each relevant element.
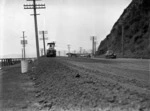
[105,50,117,59]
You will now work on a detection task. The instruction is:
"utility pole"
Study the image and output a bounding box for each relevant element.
[40,48,44,56]
[121,21,124,57]
[24,0,46,59]
[94,41,97,55]
[39,31,48,56]
[22,48,24,59]
[67,44,70,53]
[90,36,96,56]
[64,50,66,56]
[58,51,60,56]
[21,31,27,59]
[83,49,86,54]
[148,11,150,85]
[80,47,82,54]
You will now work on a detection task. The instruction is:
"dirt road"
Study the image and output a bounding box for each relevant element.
[1,57,150,111]
[60,57,150,91]
[27,57,150,111]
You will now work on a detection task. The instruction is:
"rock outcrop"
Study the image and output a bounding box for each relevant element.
[98,0,150,58]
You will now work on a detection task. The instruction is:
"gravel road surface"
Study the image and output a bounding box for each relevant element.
[28,57,150,111]
[1,57,150,111]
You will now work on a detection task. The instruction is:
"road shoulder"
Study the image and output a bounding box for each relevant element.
[1,64,39,111]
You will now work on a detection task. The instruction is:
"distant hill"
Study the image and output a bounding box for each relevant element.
[0,54,21,59]
[97,0,150,58]
[0,54,36,59]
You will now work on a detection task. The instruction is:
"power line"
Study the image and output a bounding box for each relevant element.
[24,0,46,59]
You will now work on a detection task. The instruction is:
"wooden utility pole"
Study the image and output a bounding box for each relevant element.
[92,37,94,55]
[40,48,44,56]
[83,49,86,54]
[24,0,46,59]
[94,41,97,55]
[64,50,66,56]
[122,22,124,57]
[40,31,48,56]
[148,11,150,85]
[21,31,27,59]
[80,47,82,54]
[67,44,70,53]
[22,49,24,59]
[90,36,96,56]
[58,51,60,56]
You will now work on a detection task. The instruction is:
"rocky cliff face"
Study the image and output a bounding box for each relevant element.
[98,0,150,58]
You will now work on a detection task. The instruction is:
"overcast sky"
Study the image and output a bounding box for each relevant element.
[0,0,132,58]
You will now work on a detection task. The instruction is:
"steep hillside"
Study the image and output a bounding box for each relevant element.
[98,0,150,58]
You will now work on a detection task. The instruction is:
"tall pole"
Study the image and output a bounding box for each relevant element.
[22,48,24,59]
[21,31,27,59]
[42,31,46,55]
[148,11,150,85]
[40,31,48,56]
[64,50,66,56]
[24,0,46,59]
[67,44,70,53]
[80,47,82,54]
[83,49,85,54]
[94,41,97,55]
[23,31,26,59]
[93,37,95,56]
[41,48,44,56]
[90,36,96,56]
[122,22,124,57]
[58,51,60,56]
[33,0,40,59]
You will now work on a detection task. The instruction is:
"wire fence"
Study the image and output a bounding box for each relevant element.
[0,58,21,68]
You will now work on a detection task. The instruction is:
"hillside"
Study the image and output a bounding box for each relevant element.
[97,0,150,58]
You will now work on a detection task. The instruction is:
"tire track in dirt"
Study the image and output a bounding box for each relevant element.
[30,57,150,111]
[59,58,150,91]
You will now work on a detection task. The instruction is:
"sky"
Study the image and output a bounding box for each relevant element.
[0,0,132,58]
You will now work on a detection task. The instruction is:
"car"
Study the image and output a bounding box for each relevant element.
[105,50,117,59]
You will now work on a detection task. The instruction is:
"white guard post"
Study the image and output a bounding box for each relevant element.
[21,59,28,73]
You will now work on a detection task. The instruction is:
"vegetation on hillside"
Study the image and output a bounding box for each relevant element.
[98,0,150,58]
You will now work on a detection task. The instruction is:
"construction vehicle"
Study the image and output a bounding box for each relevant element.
[47,42,56,57]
